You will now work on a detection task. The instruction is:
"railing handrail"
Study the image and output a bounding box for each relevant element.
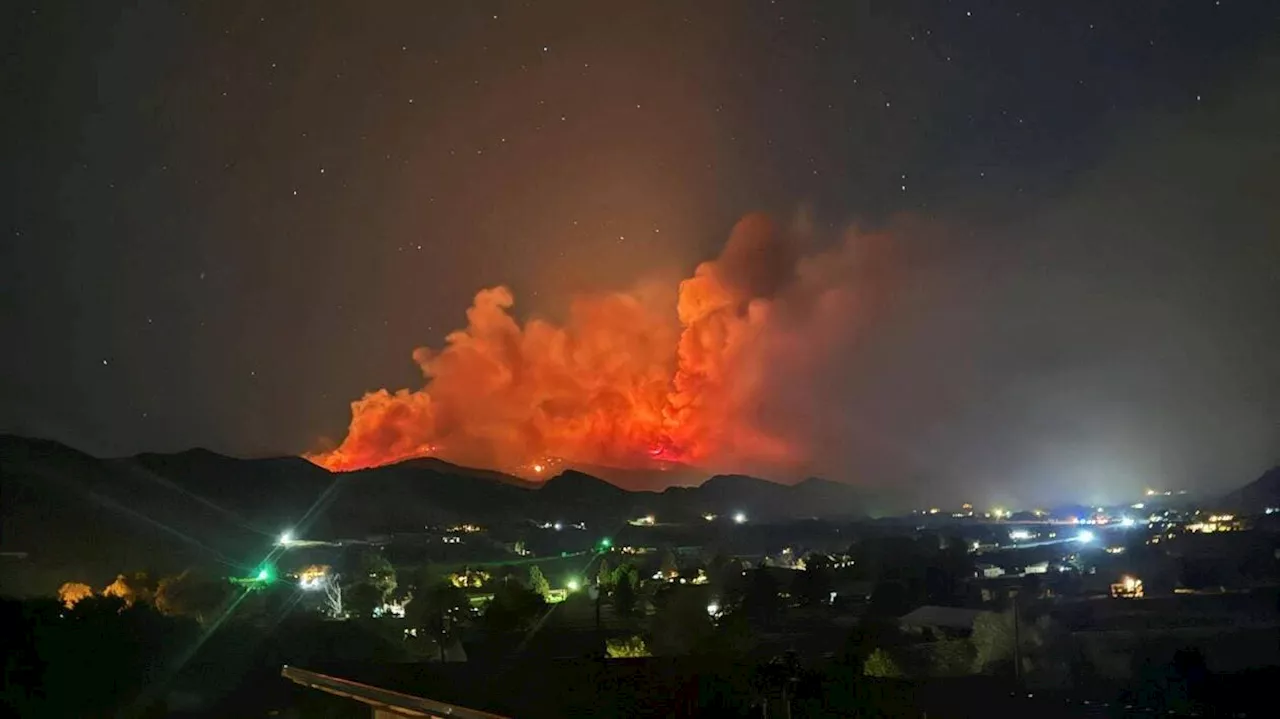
[281,665,511,719]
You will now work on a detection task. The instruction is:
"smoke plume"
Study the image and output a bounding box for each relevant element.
[308,213,894,479]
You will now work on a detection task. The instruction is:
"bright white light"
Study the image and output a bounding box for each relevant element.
[1076,530,1095,544]
[1119,516,1135,527]
[1009,529,1032,541]
[706,602,720,616]
[278,530,294,546]
[733,512,747,524]
[566,579,580,592]
[553,522,563,531]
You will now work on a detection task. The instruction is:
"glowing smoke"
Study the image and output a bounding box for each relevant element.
[308,213,894,478]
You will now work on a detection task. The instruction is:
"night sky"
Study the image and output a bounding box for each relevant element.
[3,1,1277,505]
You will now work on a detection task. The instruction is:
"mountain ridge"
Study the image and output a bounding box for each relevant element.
[0,433,869,595]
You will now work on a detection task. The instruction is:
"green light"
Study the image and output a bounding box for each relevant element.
[257,569,269,580]
[599,537,612,548]
[254,565,275,583]
[567,579,581,592]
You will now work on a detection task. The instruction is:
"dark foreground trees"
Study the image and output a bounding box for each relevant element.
[1,596,199,717]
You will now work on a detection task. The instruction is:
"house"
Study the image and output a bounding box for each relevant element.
[976,563,1005,578]
[898,605,995,639]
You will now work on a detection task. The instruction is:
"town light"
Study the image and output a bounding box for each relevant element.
[733,512,747,524]
[298,565,328,590]
[1076,530,1095,544]
[1119,516,1135,527]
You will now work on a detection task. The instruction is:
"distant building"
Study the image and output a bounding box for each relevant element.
[976,563,1005,578]
[899,605,994,639]
[1022,561,1050,575]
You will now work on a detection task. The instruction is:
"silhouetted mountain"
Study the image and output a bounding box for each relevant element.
[395,456,540,490]
[1219,465,1280,512]
[566,461,708,492]
[2,434,880,595]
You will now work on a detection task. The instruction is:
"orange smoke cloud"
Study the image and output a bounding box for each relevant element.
[308,213,893,478]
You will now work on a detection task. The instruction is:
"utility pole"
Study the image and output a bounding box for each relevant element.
[439,610,447,663]
[589,583,602,656]
[1011,588,1023,684]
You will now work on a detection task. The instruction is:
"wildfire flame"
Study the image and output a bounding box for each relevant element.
[307,213,892,479]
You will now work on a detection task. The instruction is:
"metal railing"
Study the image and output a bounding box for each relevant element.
[281,665,511,719]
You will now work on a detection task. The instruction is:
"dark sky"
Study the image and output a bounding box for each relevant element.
[2,1,1277,506]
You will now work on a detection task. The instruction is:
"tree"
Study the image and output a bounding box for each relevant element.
[344,582,385,619]
[863,648,903,677]
[867,580,911,618]
[154,570,232,623]
[102,572,154,608]
[484,579,546,632]
[795,553,834,605]
[971,610,1064,679]
[358,550,397,597]
[742,569,782,624]
[611,564,639,617]
[705,552,739,592]
[343,550,397,617]
[596,558,613,591]
[840,617,905,668]
[405,580,471,659]
[323,573,344,617]
[406,581,470,634]
[606,635,652,658]
[528,565,551,599]
[651,589,714,654]
[659,549,679,578]
[57,582,94,609]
